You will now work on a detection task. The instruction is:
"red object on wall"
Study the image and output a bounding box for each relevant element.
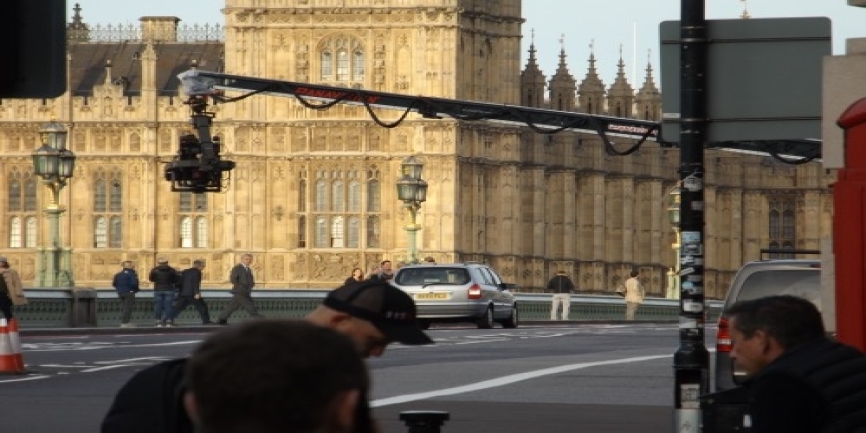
[833,97,866,352]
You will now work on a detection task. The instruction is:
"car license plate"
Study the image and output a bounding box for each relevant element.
[414,292,449,300]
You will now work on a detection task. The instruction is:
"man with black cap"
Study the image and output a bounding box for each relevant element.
[101,280,432,433]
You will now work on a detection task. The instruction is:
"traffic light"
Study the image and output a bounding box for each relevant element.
[164,133,236,193]
[0,0,67,98]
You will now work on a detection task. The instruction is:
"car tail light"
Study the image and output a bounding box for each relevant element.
[467,284,482,299]
[716,316,732,353]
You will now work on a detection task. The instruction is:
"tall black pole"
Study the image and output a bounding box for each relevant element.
[674,0,710,431]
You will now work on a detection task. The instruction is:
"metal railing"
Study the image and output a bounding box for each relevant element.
[13,288,723,328]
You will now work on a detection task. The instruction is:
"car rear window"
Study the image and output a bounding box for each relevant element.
[395,267,471,285]
[732,269,822,309]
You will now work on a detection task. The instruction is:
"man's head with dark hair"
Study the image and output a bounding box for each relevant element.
[630,270,639,278]
[183,320,371,433]
[726,295,826,376]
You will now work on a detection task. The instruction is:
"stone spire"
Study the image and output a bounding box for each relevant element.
[547,35,577,111]
[577,40,606,115]
[520,30,547,108]
[67,3,91,42]
[607,46,634,118]
[634,50,662,121]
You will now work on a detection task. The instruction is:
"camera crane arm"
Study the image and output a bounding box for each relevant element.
[179,69,663,156]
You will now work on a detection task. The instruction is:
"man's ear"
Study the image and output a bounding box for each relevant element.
[182,391,200,425]
[333,389,360,430]
[753,330,777,355]
[328,311,353,328]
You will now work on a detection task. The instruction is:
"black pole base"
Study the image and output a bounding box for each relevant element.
[399,411,450,433]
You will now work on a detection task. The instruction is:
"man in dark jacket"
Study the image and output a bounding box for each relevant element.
[727,295,866,433]
[216,253,263,325]
[112,261,140,328]
[171,260,212,325]
[101,281,433,433]
[149,258,181,328]
[546,270,575,320]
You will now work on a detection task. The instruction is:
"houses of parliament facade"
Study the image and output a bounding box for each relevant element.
[0,0,832,296]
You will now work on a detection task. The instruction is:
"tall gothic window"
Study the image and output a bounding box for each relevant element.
[299,168,380,250]
[92,173,123,248]
[6,171,37,248]
[319,36,365,85]
[768,195,796,259]
[179,192,209,248]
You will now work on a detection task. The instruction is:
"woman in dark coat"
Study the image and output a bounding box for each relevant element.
[343,268,365,289]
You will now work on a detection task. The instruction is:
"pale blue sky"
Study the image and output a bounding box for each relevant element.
[69,0,865,86]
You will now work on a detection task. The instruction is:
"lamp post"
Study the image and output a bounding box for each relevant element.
[31,121,76,287]
[396,156,428,264]
[666,188,681,299]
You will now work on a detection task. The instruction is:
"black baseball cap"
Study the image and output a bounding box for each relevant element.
[323,281,433,345]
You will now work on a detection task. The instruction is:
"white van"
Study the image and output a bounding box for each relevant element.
[713,257,822,391]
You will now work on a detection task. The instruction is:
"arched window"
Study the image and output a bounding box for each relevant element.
[319,36,364,84]
[366,216,380,248]
[179,193,208,248]
[336,49,349,81]
[7,172,38,248]
[110,182,122,212]
[297,216,307,248]
[94,179,107,212]
[298,168,379,250]
[24,178,36,211]
[196,217,208,248]
[8,179,21,212]
[9,217,21,248]
[768,209,780,239]
[93,175,123,248]
[321,51,333,80]
[332,181,344,212]
[315,216,328,248]
[353,50,365,81]
[348,180,360,212]
[367,179,380,212]
[109,216,122,248]
[94,217,108,248]
[181,217,193,248]
[347,216,360,248]
[25,216,37,248]
[768,195,796,259]
[331,216,344,248]
[298,179,307,212]
[315,179,327,212]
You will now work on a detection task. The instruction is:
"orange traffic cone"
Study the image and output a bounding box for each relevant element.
[0,317,26,374]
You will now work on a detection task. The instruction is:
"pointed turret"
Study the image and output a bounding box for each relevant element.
[67,3,91,42]
[635,51,662,121]
[521,31,547,108]
[607,47,634,118]
[547,35,577,111]
[577,41,606,115]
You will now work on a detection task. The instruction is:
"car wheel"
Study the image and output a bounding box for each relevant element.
[417,320,431,330]
[502,305,519,329]
[476,306,494,329]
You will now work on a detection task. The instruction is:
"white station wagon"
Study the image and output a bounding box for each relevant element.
[391,262,518,329]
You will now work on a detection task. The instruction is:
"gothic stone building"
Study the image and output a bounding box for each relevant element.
[0,0,832,296]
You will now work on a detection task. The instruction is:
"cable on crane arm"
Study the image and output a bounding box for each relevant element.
[767,146,817,165]
[593,118,658,156]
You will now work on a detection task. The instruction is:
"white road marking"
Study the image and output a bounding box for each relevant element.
[0,375,51,383]
[371,354,670,407]
[82,365,138,373]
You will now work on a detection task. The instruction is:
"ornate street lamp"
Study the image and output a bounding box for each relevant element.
[31,121,76,287]
[666,187,681,299]
[396,156,428,264]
